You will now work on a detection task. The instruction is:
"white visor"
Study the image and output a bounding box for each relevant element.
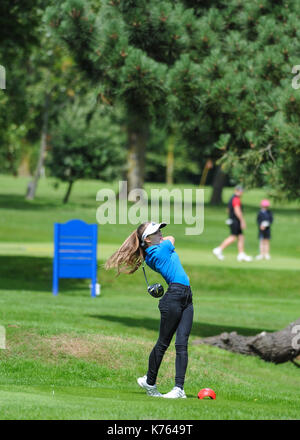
[141,222,167,244]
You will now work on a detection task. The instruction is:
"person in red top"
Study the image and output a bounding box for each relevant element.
[213,185,253,262]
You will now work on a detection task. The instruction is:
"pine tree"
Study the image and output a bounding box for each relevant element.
[45,0,201,193]
[47,95,126,203]
[176,0,300,201]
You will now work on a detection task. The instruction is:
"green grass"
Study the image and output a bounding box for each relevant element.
[0,175,300,420]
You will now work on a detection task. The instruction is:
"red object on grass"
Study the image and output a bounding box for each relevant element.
[197,388,216,400]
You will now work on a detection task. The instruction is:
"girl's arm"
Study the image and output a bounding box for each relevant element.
[257,211,261,225]
[234,205,246,230]
[163,236,175,245]
[269,211,273,224]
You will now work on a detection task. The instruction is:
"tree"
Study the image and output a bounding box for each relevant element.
[144,124,203,184]
[212,0,300,201]
[26,92,50,200]
[24,24,85,200]
[45,0,203,194]
[194,318,300,365]
[164,5,236,202]
[0,0,42,56]
[163,1,300,203]
[0,1,46,175]
[0,1,87,186]
[186,0,300,202]
[47,96,126,203]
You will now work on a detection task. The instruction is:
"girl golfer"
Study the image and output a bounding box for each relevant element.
[256,199,273,260]
[105,222,193,399]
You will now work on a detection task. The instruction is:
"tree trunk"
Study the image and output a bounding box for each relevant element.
[126,117,148,201]
[166,134,175,185]
[193,318,300,364]
[210,165,227,205]
[200,159,213,187]
[26,93,50,200]
[18,153,31,177]
[63,181,74,204]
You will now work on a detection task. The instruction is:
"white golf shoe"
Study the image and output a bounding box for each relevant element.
[163,386,187,399]
[137,375,162,397]
[265,254,271,260]
[255,254,264,260]
[213,247,224,260]
[237,252,253,262]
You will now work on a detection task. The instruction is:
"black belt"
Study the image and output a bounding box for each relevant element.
[169,282,191,291]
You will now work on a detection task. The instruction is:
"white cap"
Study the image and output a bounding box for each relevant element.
[141,222,167,244]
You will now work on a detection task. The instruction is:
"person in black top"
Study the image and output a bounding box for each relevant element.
[213,185,253,262]
[255,199,273,260]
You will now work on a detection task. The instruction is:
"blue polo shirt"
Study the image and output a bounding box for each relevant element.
[145,239,190,286]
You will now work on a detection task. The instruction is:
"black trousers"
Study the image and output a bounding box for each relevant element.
[147,283,194,389]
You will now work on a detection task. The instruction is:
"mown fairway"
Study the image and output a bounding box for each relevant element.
[0,176,300,420]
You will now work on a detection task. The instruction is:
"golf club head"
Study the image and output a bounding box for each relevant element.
[148,283,164,298]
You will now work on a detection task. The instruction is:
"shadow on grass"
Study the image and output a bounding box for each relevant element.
[0,194,61,211]
[239,203,300,217]
[1,194,299,218]
[210,201,300,217]
[0,255,90,293]
[89,313,273,339]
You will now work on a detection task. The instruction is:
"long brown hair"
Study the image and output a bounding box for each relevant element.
[104,222,150,275]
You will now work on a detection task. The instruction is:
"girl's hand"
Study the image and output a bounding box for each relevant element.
[163,235,175,245]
